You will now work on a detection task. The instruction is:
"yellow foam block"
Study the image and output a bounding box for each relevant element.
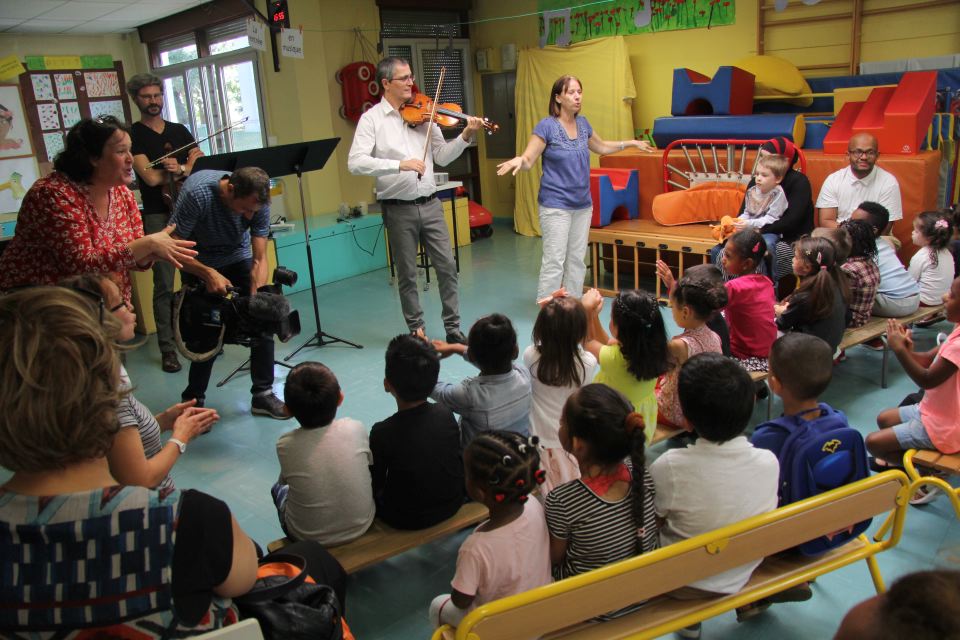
[833,85,897,115]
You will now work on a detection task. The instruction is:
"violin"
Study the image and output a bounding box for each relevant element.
[400,93,499,135]
[160,141,181,208]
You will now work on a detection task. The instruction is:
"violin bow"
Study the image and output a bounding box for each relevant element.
[418,67,446,179]
[146,116,250,169]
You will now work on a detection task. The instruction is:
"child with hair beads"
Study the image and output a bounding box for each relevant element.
[868,276,960,504]
[840,218,881,328]
[272,362,375,545]
[776,236,851,353]
[720,228,778,371]
[370,334,465,529]
[655,261,727,429]
[582,288,671,440]
[523,295,598,494]
[651,353,779,637]
[429,431,551,630]
[431,313,531,446]
[909,211,955,306]
[546,384,658,584]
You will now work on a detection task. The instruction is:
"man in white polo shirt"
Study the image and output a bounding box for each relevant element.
[816,132,902,232]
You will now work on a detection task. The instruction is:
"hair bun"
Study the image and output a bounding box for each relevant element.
[624,412,645,436]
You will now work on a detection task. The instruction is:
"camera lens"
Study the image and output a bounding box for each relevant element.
[273,266,298,287]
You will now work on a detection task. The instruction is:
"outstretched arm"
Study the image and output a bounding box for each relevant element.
[588,131,654,156]
[497,134,547,176]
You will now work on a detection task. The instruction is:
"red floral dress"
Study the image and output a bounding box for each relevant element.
[0,172,145,300]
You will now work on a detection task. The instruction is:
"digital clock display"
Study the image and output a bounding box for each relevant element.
[269,1,290,28]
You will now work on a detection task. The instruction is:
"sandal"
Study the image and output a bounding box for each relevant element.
[910,485,941,506]
[868,456,904,474]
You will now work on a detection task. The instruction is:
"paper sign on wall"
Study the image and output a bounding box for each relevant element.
[0,55,25,81]
[280,28,304,59]
[247,19,267,52]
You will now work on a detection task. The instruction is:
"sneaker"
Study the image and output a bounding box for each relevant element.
[161,351,182,373]
[910,480,945,506]
[735,600,771,622]
[251,393,292,420]
[863,337,885,351]
[833,348,846,364]
[767,582,813,603]
[181,396,205,408]
[676,623,701,639]
[446,329,467,345]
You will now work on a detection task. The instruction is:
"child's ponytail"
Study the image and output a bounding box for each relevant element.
[624,412,657,553]
[793,236,849,322]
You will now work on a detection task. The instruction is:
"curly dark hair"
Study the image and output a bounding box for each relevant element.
[915,210,954,268]
[842,219,878,260]
[54,117,131,184]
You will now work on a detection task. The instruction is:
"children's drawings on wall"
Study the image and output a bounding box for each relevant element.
[0,85,33,159]
[60,101,81,129]
[54,73,77,100]
[538,0,736,46]
[83,71,120,98]
[37,103,60,131]
[88,99,124,122]
[0,156,38,214]
[42,131,64,162]
[30,74,54,101]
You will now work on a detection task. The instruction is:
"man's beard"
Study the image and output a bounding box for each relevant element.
[140,104,162,116]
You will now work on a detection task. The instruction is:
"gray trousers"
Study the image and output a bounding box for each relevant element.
[383,197,460,333]
[143,212,176,353]
[872,291,920,318]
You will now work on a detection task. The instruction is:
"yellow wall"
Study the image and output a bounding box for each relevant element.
[0,32,141,74]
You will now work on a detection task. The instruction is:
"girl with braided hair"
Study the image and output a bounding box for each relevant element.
[840,218,881,328]
[582,287,671,442]
[428,431,551,630]
[545,384,658,585]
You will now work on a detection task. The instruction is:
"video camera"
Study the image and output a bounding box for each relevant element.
[174,266,301,362]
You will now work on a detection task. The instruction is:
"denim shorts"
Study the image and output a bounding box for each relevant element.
[892,404,935,450]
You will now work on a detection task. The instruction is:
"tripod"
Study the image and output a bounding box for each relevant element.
[193,138,362,389]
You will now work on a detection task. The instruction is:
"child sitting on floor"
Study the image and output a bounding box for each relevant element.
[272,362,375,545]
[523,294,597,495]
[431,313,531,447]
[868,276,960,505]
[545,384,658,585]
[582,287,671,441]
[720,228,778,371]
[655,261,727,429]
[429,431,551,630]
[370,334,465,530]
[651,353,779,637]
[776,236,851,353]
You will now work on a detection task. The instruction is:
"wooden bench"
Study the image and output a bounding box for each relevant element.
[838,304,945,388]
[432,471,910,640]
[267,501,490,573]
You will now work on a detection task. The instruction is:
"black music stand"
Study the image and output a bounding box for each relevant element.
[193,139,362,388]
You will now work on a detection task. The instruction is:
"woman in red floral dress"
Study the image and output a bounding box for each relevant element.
[0,117,196,301]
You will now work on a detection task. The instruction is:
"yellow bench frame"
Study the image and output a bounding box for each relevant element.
[903,448,960,521]
[432,471,909,640]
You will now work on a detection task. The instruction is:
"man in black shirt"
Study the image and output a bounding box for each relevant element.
[128,73,204,373]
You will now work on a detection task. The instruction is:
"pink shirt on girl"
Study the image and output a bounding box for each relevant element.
[920,324,960,453]
[723,274,777,359]
[450,498,552,609]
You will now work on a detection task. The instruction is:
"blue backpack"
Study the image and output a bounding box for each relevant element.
[751,403,870,556]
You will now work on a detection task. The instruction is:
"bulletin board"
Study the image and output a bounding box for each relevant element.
[18,61,132,173]
[0,84,38,215]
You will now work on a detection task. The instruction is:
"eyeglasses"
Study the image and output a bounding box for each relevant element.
[391,74,415,84]
[847,149,878,158]
[108,300,132,313]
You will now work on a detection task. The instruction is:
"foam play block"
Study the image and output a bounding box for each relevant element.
[833,85,896,115]
[652,114,805,148]
[590,168,639,228]
[822,71,937,155]
[671,66,756,116]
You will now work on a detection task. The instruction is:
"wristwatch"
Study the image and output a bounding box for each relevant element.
[169,437,187,454]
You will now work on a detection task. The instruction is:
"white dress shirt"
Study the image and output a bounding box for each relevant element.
[815,164,903,223]
[347,98,470,201]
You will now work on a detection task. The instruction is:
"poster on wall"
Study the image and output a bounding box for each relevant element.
[83,71,120,97]
[0,156,38,214]
[89,99,125,122]
[538,0,735,46]
[54,73,77,100]
[0,85,34,159]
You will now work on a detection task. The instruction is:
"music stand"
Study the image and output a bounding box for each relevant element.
[192,139,362,387]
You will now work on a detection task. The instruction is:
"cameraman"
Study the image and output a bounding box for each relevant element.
[169,166,290,420]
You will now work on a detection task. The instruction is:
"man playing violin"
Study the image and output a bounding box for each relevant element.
[348,57,483,344]
[128,73,204,373]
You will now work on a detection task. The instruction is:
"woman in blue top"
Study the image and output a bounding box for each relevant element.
[497,75,652,303]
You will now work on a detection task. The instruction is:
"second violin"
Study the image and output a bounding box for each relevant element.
[400,93,499,134]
